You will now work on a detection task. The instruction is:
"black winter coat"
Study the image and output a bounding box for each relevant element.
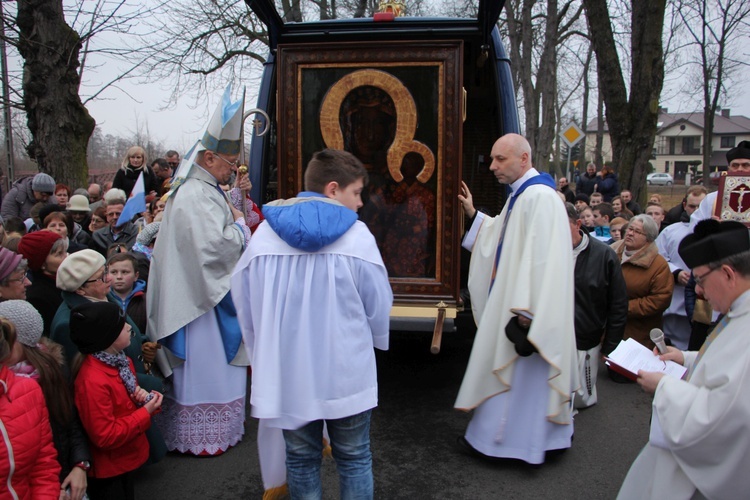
[576,172,599,196]
[112,166,159,198]
[25,270,63,338]
[51,400,91,482]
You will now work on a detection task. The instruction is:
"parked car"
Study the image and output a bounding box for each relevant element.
[647,172,674,186]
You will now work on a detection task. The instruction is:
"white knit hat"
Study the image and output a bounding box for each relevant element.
[56,249,106,291]
[0,300,43,347]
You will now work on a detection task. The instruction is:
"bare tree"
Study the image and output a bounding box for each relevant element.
[503,0,584,172]
[582,0,668,203]
[136,0,269,110]
[675,0,750,180]
[15,0,95,188]
[2,0,164,187]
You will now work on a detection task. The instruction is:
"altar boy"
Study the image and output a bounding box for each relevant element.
[231,149,393,498]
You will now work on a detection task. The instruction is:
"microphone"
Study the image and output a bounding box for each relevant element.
[650,328,668,355]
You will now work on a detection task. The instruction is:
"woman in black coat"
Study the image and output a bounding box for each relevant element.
[112,146,160,198]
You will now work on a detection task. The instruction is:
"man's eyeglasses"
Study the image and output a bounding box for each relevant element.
[694,267,720,287]
[85,266,109,284]
[167,162,180,168]
[212,153,240,168]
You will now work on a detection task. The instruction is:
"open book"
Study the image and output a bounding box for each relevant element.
[604,338,687,382]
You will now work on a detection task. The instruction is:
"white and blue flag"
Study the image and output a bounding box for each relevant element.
[116,171,146,226]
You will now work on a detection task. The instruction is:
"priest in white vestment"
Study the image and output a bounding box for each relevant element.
[147,86,251,455]
[619,220,750,499]
[655,187,707,349]
[454,134,579,465]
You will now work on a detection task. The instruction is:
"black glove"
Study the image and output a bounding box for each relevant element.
[505,316,537,357]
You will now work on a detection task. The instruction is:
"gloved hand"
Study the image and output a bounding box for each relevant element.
[505,316,537,357]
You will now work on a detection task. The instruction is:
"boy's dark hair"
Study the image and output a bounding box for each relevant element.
[107,251,139,273]
[593,202,615,222]
[3,216,27,235]
[151,158,169,171]
[303,149,368,194]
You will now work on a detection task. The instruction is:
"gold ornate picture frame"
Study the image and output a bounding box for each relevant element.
[276,41,463,304]
[713,173,750,227]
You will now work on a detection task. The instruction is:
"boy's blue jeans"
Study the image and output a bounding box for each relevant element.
[282,409,373,500]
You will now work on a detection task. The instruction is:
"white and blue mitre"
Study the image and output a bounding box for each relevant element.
[168,84,245,196]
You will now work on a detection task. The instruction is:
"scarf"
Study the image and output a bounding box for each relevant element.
[10,360,38,379]
[131,242,153,260]
[92,351,153,405]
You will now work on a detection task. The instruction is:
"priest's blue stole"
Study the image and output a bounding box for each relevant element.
[489,173,556,292]
[159,291,243,364]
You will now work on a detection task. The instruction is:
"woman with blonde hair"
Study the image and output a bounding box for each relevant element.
[112,146,159,198]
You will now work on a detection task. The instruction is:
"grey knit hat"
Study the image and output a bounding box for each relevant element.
[0,300,43,347]
[136,222,161,246]
[31,173,56,194]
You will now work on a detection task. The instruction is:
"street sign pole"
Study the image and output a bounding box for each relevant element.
[560,122,584,185]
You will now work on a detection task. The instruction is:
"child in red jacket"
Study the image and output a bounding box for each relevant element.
[70,301,163,500]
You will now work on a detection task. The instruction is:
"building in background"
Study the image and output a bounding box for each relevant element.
[585,109,750,183]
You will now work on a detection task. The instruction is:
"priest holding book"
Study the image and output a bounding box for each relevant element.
[618,219,750,499]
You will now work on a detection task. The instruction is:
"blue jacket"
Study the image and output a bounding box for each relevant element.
[262,192,359,251]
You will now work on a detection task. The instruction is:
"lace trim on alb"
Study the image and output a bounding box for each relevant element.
[155,398,245,455]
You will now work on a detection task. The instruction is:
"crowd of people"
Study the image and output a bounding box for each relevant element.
[0,89,748,500]
[456,138,750,499]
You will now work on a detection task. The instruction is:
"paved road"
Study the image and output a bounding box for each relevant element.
[134,321,654,499]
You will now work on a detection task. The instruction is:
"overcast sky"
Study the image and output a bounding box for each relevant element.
[80,64,750,158]
[8,1,750,157]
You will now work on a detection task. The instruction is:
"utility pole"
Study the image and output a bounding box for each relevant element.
[0,0,15,195]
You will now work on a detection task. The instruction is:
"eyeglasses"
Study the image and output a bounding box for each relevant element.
[694,267,720,287]
[167,162,180,168]
[85,266,109,284]
[106,211,122,219]
[6,273,29,284]
[625,226,646,237]
[211,153,240,168]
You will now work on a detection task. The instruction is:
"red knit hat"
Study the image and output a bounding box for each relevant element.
[17,230,62,272]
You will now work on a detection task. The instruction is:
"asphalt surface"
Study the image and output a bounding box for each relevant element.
[134,319,654,499]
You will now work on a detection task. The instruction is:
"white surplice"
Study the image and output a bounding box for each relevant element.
[231,218,392,430]
[147,164,249,455]
[655,221,692,349]
[618,290,750,499]
[455,170,579,463]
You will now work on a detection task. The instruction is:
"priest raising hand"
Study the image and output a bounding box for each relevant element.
[454,134,578,466]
